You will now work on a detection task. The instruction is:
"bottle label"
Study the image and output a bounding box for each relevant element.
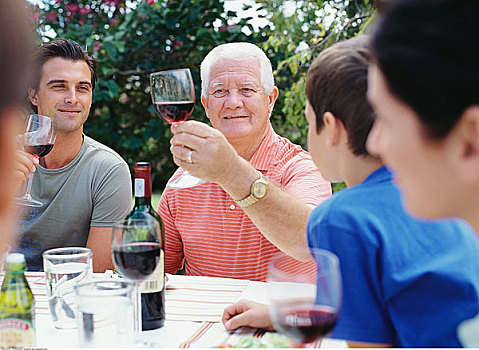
[140,251,164,293]
[135,178,145,198]
[0,318,34,347]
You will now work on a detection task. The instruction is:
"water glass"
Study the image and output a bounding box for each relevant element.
[75,280,135,348]
[42,247,92,329]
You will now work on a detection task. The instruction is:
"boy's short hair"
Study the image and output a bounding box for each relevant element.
[306,36,373,156]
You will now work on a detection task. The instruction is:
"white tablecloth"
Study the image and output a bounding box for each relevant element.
[11,272,347,348]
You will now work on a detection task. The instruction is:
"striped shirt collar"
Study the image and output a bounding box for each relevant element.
[249,123,278,171]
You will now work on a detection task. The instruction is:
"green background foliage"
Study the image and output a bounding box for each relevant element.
[29,0,374,192]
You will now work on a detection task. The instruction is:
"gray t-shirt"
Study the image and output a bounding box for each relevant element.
[17,135,132,270]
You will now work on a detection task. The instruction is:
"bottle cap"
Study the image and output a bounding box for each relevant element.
[6,253,25,264]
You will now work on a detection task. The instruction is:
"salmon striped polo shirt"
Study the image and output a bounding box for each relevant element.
[157,125,332,281]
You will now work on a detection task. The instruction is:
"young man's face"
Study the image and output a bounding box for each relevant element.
[366,63,460,219]
[29,57,93,134]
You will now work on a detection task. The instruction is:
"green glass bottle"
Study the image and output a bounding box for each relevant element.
[0,253,35,347]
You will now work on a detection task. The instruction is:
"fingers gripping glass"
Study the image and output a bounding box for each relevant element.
[15,114,56,207]
[150,68,205,188]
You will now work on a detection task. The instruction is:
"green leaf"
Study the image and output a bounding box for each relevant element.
[105,79,119,98]
[104,41,117,60]
[165,17,178,29]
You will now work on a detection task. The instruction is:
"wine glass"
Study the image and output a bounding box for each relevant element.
[15,114,56,207]
[111,218,161,345]
[150,68,206,188]
[268,248,342,347]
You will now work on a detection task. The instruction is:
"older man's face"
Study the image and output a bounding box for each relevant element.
[201,57,278,144]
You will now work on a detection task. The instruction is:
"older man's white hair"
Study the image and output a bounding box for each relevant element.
[200,42,275,97]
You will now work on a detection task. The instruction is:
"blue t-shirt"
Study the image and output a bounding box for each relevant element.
[307,166,479,347]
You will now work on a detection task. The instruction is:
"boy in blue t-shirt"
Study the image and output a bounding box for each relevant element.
[222,36,479,347]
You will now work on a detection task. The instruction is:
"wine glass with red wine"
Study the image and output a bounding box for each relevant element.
[150,68,206,188]
[111,219,161,346]
[15,114,56,207]
[268,248,342,347]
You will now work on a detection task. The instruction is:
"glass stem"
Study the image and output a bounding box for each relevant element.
[134,282,142,338]
[23,171,35,200]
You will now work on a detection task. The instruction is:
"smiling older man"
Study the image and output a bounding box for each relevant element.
[15,39,132,272]
[158,42,331,281]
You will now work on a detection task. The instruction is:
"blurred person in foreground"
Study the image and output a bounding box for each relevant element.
[222,36,479,347]
[15,39,132,272]
[158,42,332,281]
[366,0,479,346]
[0,0,32,257]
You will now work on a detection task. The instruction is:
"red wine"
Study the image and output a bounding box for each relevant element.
[127,162,165,330]
[276,306,338,344]
[112,242,160,282]
[24,143,53,157]
[154,101,194,124]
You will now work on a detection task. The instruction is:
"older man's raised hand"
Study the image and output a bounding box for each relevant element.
[169,120,249,186]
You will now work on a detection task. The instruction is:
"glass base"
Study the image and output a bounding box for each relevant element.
[168,170,206,189]
[15,195,43,207]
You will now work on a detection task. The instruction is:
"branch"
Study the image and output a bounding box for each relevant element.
[309,13,372,52]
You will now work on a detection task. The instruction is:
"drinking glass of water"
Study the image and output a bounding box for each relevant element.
[75,280,135,348]
[42,247,92,329]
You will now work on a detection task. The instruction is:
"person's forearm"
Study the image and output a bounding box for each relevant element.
[86,226,115,273]
[220,160,314,261]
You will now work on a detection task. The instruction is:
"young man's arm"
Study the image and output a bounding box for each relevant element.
[87,226,114,272]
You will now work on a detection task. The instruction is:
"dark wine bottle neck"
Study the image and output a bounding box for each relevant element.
[134,163,152,200]
[134,196,152,208]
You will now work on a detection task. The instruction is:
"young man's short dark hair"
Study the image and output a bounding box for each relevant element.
[371,0,479,139]
[29,39,98,113]
[306,35,373,156]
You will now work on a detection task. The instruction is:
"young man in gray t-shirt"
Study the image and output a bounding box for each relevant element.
[15,39,132,272]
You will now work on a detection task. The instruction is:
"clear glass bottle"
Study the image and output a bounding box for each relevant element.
[125,162,165,330]
[0,253,35,347]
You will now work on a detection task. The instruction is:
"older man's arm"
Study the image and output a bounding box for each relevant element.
[220,156,324,261]
[170,121,331,261]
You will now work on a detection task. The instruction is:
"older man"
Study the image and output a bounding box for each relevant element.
[158,42,331,281]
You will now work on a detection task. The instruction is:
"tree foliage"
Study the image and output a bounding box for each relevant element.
[29,0,374,190]
[30,0,253,189]
[254,0,375,149]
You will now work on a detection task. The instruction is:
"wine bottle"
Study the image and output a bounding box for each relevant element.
[0,253,35,347]
[125,162,165,330]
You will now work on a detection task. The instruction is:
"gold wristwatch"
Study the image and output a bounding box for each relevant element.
[234,173,269,208]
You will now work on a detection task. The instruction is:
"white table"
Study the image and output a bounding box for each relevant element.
[22,273,347,348]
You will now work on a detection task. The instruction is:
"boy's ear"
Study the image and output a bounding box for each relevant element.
[323,111,345,147]
[456,106,479,184]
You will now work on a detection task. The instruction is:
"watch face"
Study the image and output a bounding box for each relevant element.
[253,183,267,198]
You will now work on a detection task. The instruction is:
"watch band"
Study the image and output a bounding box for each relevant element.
[234,173,268,208]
